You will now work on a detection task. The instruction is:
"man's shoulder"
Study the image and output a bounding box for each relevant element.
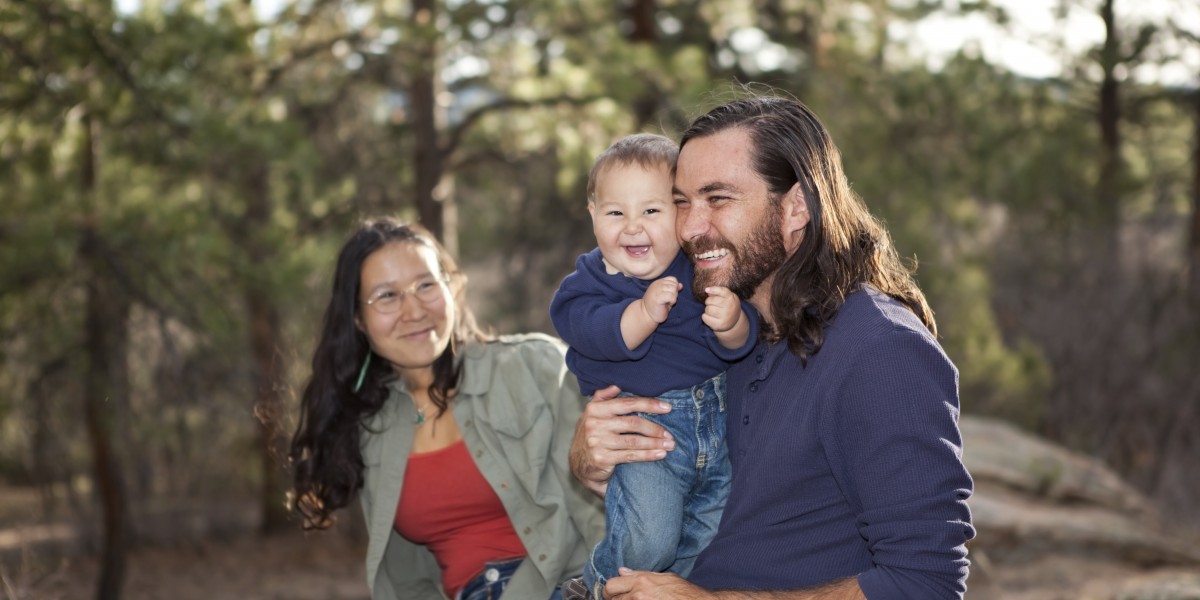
[836,286,931,338]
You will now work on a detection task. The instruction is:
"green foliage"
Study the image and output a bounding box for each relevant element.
[0,0,1196,534]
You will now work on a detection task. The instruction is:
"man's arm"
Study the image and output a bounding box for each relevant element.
[568,385,675,497]
[605,571,866,600]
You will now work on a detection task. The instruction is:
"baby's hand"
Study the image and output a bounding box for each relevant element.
[702,286,742,333]
[641,276,681,324]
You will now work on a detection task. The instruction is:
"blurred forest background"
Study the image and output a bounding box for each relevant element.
[1,0,1199,598]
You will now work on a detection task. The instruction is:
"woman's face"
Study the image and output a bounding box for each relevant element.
[356,241,456,386]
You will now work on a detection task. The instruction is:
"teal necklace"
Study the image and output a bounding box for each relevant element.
[414,404,431,426]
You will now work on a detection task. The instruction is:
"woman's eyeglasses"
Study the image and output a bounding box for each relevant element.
[361,277,447,314]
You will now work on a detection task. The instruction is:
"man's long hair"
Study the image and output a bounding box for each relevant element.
[680,96,936,363]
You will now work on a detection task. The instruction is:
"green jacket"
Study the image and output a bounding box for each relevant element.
[359,334,605,599]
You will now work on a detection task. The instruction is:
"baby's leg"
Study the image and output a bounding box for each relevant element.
[673,373,732,577]
[582,389,698,596]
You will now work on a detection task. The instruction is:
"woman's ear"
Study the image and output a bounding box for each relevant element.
[450,271,469,299]
[780,182,810,251]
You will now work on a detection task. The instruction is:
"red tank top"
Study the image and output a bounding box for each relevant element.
[394,440,526,597]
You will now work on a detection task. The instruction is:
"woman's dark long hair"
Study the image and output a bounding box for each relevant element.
[288,217,489,529]
[680,95,936,363]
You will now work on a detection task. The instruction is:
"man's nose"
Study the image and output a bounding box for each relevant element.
[677,203,708,243]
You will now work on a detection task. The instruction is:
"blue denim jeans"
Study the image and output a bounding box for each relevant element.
[583,373,731,596]
[454,557,566,600]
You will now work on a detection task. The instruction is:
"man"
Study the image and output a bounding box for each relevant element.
[569,95,975,599]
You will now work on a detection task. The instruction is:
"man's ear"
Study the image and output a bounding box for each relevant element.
[781,182,810,251]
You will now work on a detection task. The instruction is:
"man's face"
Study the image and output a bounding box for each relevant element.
[673,128,790,307]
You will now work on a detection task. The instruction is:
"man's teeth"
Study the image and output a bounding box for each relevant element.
[696,249,729,260]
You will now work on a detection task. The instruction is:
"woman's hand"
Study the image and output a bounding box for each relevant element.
[569,385,674,497]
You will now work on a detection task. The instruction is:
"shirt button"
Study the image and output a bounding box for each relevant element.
[500,482,509,489]
[538,554,547,561]
[475,449,484,458]
[742,415,750,425]
[755,355,763,363]
[524,526,532,535]
[464,420,472,428]
[749,382,759,392]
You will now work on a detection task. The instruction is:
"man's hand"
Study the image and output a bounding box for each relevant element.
[605,569,715,599]
[605,569,867,600]
[569,385,674,497]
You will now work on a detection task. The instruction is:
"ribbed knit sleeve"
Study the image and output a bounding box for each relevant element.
[825,327,974,599]
[549,251,647,363]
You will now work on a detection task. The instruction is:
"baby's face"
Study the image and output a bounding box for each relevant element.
[589,163,679,280]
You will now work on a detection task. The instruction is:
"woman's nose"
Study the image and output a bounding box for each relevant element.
[395,292,426,320]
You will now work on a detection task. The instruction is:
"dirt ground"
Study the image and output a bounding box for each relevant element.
[6,531,1197,600]
[5,530,369,600]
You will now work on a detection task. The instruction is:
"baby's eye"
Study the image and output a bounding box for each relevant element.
[644,208,660,215]
[606,210,623,217]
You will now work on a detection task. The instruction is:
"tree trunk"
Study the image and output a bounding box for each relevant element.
[240,164,292,533]
[1097,0,1123,258]
[626,0,661,129]
[1190,87,1200,298]
[410,0,445,243]
[80,111,131,600]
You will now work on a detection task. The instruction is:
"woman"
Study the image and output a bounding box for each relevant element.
[290,217,603,600]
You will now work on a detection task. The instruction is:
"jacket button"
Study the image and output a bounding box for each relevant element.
[755,355,763,363]
[749,382,759,392]
[742,415,750,425]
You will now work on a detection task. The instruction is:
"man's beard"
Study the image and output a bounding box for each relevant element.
[682,210,788,302]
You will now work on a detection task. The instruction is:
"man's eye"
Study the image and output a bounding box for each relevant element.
[673,197,690,206]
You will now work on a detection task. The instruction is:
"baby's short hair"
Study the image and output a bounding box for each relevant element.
[587,133,679,204]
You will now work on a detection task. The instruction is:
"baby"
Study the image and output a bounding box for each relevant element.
[550,133,758,599]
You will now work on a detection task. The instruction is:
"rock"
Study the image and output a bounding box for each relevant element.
[969,483,1200,567]
[961,414,1200,599]
[1113,571,1200,600]
[962,415,1151,514]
